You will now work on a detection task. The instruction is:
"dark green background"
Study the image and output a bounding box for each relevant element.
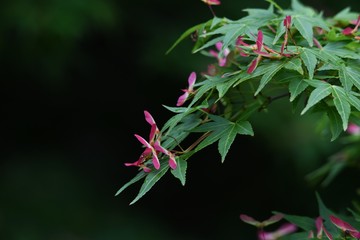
[1,0,359,239]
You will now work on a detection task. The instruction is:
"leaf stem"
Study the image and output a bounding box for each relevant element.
[185,132,211,153]
[208,5,216,17]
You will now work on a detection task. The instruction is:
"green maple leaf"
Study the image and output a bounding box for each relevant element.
[191,114,254,162]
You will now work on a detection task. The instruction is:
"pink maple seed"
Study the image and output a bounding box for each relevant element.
[151,152,161,170]
[124,148,153,172]
[126,148,152,165]
[236,36,250,47]
[209,49,219,58]
[258,223,297,240]
[135,134,152,148]
[124,160,141,167]
[202,64,217,76]
[154,139,177,170]
[215,41,223,51]
[143,110,159,142]
[176,92,189,107]
[201,0,221,5]
[347,123,360,135]
[144,110,156,126]
[315,216,323,238]
[142,167,152,172]
[240,214,261,227]
[168,154,177,169]
[313,38,322,49]
[342,27,354,35]
[263,213,284,225]
[240,213,283,228]
[176,71,197,107]
[284,15,292,29]
[188,71,197,90]
[209,42,230,67]
[148,125,158,144]
[353,15,360,29]
[274,223,298,235]
[235,37,251,57]
[218,57,227,67]
[281,16,292,55]
[134,134,160,169]
[308,230,314,238]
[350,231,360,238]
[342,15,360,35]
[323,227,333,240]
[154,139,169,155]
[247,55,262,74]
[330,215,359,233]
[124,161,152,172]
[256,30,264,51]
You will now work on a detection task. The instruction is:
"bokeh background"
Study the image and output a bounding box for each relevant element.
[1,0,359,239]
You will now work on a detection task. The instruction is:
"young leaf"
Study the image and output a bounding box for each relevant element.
[166,19,213,55]
[218,120,254,162]
[327,107,343,141]
[280,232,310,240]
[347,208,360,222]
[284,58,304,75]
[300,48,317,79]
[192,36,224,54]
[216,75,241,99]
[301,84,332,115]
[273,19,286,45]
[320,160,346,187]
[347,92,360,111]
[304,79,330,88]
[323,42,360,60]
[188,75,224,107]
[234,62,285,87]
[293,17,314,47]
[331,86,351,130]
[339,65,354,92]
[191,115,253,162]
[306,48,342,65]
[130,165,169,205]
[289,78,309,102]
[222,24,248,49]
[171,157,187,186]
[274,212,315,231]
[255,61,285,96]
[161,114,202,151]
[291,0,316,16]
[115,171,147,196]
[334,7,359,22]
[316,192,339,237]
[340,66,360,91]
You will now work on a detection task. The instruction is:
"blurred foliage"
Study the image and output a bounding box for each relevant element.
[0,0,116,37]
[0,0,119,84]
